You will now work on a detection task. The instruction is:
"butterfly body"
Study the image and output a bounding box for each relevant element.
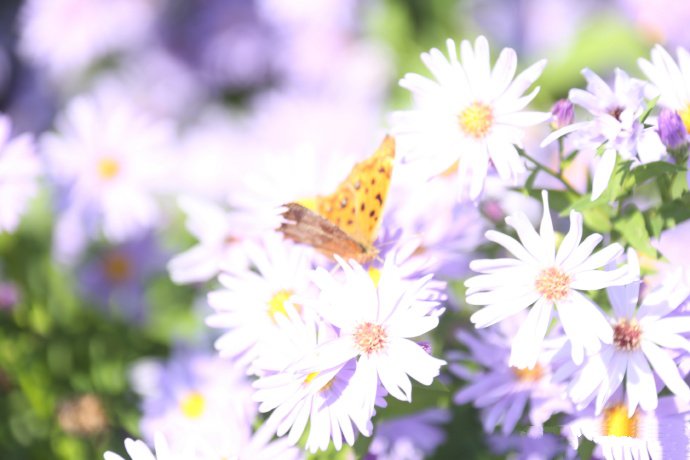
[279,136,395,263]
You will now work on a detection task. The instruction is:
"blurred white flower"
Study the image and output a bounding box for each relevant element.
[0,115,41,233]
[19,0,159,79]
[392,36,549,200]
[104,434,180,460]
[42,86,175,259]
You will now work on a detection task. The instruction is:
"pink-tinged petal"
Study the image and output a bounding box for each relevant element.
[489,47,517,98]
[508,298,553,369]
[465,269,536,293]
[502,58,547,102]
[469,290,541,328]
[389,338,445,386]
[555,211,583,265]
[485,230,539,264]
[469,257,525,273]
[591,148,617,201]
[466,283,538,306]
[385,314,439,339]
[560,234,603,273]
[642,341,690,401]
[626,351,658,415]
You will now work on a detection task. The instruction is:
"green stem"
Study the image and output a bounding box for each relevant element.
[519,149,579,194]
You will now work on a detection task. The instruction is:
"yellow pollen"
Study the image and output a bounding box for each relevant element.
[511,364,544,382]
[303,372,319,385]
[267,289,294,322]
[368,267,381,287]
[458,102,494,139]
[103,252,131,283]
[535,267,571,302]
[97,157,120,180]
[602,404,638,438]
[179,391,205,419]
[679,105,690,134]
[353,322,387,355]
[303,371,335,393]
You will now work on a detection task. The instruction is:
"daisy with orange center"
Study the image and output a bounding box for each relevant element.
[392,36,550,200]
[567,249,690,417]
[296,257,446,421]
[466,190,631,370]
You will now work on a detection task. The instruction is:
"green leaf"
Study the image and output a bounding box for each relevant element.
[632,161,685,185]
[376,380,450,421]
[613,208,656,257]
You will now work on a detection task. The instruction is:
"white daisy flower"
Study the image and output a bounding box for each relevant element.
[466,190,630,369]
[297,257,446,417]
[206,234,316,372]
[638,44,690,134]
[0,114,41,233]
[42,86,175,259]
[568,250,690,417]
[104,433,180,460]
[253,315,375,453]
[566,396,690,460]
[391,36,549,200]
[541,68,665,200]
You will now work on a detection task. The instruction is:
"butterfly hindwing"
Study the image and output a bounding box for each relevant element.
[280,136,396,262]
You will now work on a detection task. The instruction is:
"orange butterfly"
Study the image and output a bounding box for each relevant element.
[279,136,395,263]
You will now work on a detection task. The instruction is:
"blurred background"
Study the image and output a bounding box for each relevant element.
[0,0,686,458]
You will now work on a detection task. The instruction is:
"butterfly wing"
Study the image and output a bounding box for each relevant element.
[311,135,395,248]
[279,203,370,261]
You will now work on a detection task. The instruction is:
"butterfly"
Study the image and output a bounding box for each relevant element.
[279,135,395,263]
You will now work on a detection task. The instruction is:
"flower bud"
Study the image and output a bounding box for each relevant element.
[551,99,574,130]
[658,108,687,149]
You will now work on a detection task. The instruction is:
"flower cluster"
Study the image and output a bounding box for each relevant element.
[1,1,690,458]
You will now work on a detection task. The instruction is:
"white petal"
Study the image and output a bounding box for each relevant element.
[591,149,617,201]
[508,298,553,369]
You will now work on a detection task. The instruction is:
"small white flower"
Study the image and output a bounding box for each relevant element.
[638,44,690,134]
[568,250,690,416]
[541,68,665,200]
[298,257,446,417]
[0,115,41,233]
[466,190,630,369]
[104,433,179,460]
[206,234,315,372]
[392,36,549,200]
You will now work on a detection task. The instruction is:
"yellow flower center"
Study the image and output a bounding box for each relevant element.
[353,322,387,355]
[602,404,638,438]
[679,104,690,134]
[511,364,544,382]
[458,102,494,139]
[179,391,205,419]
[303,371,336,393]
[103,252,131,283]
[97,157,120,180]
[368,267,381,287]
[535,267,571,302]
[267,289,294,322]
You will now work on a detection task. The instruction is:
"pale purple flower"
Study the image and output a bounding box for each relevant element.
[392,36,549,200]
[551,99,574,130]
[567,250,690,416]
[657,108,686,149]
[366,409,450,460]
[0,281,19,311]
[42,87,175,259]
[451,320,572,435]
[487,429,568,460]
[0,115,41,233]
[79,234,164,322]
[105,434,182,460]
[541,68,665,200]
[466,191,630,369]
[297,257,446,418]
[19,0,158,79]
